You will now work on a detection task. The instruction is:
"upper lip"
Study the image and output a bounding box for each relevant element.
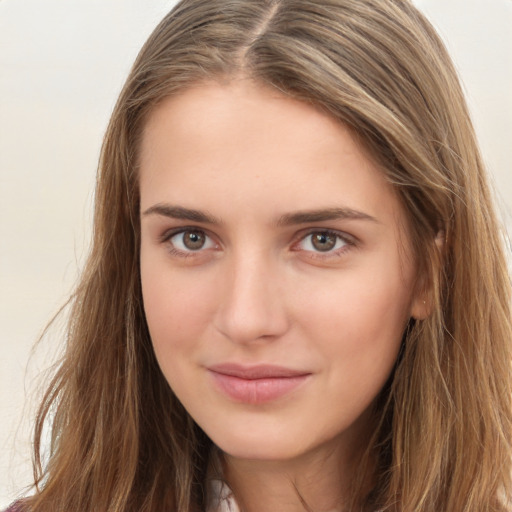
[207,363,310,380]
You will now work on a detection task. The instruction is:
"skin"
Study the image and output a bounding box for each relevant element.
[139,80,427,511]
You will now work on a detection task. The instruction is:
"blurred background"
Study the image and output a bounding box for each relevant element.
[1,0,511,507]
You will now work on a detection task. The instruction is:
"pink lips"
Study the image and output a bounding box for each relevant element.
[207,363,311,404]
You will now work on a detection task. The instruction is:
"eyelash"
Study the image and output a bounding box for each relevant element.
[160,228,218,258]
[292,229,355,259]
[160,227,356,259]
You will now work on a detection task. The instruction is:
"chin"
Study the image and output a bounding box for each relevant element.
[208,426,315,462]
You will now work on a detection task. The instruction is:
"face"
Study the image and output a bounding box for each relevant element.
[139,80,426,463]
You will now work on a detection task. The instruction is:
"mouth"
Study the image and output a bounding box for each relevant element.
[207,363,311,404]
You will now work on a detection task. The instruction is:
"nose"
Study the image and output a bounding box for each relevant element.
[214,250,290,345]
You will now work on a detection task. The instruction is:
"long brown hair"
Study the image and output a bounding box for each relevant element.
[25,1,511,510]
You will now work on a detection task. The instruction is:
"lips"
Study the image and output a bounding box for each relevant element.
[207,363,311,404]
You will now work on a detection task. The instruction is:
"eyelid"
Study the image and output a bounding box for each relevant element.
[291,228,357,256]
[160,226,210,242]
[160,226,219,253]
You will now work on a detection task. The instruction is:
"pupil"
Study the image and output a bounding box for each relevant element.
[312,233,335,251]
[184,231,205,250]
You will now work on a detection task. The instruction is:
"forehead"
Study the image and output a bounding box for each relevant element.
[140,79,352,163]
[138,80,402,226]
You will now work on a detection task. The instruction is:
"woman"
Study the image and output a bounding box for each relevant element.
[8,0,512,510]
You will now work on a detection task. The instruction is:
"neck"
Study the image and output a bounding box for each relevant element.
[222,434,373,512]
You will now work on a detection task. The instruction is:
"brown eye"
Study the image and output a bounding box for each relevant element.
[182,230,206,250]
[311,232,337,252]
[295,230,349,254]
[168,229,215,253]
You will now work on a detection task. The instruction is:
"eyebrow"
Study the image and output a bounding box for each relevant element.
[143,203,378,226]
[276,207,378,226]
[142,204,221,224]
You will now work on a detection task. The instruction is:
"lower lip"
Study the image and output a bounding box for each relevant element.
[209,371,310,404]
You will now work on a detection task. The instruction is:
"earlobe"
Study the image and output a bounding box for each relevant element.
[410,297,431,320]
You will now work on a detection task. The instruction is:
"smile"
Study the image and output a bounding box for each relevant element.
[207,364,311,404]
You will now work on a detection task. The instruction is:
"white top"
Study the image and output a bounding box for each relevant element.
[207,480,241,512]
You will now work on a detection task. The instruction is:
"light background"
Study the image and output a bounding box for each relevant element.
[1,0,511,507]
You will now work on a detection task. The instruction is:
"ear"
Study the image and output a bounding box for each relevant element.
[410,230,445,320]
[410,294,430,320]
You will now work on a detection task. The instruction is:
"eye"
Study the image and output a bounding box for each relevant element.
[167,229,216,253]
[297,230,350,253]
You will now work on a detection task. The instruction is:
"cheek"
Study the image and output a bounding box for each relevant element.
[297,263,412,383]
[140,259,219,359]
